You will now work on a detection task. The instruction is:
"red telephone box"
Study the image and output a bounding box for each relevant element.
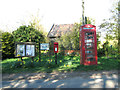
[80,24,97,65]
[54,42,58,53]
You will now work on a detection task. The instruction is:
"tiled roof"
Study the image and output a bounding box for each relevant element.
[47,24,74,38]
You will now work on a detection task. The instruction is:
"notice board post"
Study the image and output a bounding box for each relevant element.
[39,42,41,62]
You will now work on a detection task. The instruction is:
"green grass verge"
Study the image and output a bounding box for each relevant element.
[2,53,120,74]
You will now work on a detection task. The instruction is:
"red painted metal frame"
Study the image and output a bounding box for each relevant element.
[80,24,97,65]
[54,42,58,53]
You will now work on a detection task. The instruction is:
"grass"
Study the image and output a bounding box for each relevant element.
[2,52,120,74]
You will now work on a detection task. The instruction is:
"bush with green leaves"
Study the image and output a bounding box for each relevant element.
[12,61,23,68]
[12,25,45,52]
[24,61,35,68]
[97,48,105,57]
[2,32,15,60]
[57,23,80,50]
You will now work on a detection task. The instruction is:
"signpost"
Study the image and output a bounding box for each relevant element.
[39,43,49,62]
[40,43,49,50]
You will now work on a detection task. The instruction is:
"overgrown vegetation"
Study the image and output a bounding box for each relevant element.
[1,1,120,74]
[2,52,119,74]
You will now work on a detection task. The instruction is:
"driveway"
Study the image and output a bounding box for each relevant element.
[1,70,119,88]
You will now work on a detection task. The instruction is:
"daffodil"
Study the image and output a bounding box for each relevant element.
[17,54,20,57]
[37,60,39,62]
[18,59,20,61]
[67,65,69,67]
[22,61,25,64]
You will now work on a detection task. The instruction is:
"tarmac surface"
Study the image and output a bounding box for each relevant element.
[1,70,120,88]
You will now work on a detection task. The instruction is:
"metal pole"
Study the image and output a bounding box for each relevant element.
[32,57,34,62]
[48,41,51,62]
[85,16,87,24]
[55,53,57,64]
[82,0,85,25]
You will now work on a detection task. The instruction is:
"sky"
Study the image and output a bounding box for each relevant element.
[0,0,116,35]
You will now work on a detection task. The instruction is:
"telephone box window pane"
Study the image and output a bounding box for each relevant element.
[87,46,93,49]
[86,32,94,35]
[87,36,93,39]
[87,55,93,57]
[86,43,92,46]
[86,43,93,49]
[85,51,92,54]
[85,40,92,43]
[87,57,94,61]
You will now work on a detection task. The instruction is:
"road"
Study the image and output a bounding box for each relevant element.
[1,71,119,88]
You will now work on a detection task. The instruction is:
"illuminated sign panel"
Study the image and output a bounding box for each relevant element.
[83,28,94,29]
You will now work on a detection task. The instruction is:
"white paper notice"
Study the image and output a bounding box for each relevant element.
[55,48,57,51]
[26,45,35,56]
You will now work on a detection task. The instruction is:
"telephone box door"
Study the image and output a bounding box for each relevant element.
[83,31,96,65]
[80,24,97,65]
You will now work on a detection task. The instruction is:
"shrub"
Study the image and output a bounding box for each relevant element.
[2,32,15,60]
[24,61,35,68]
[12,60,23,68]
[97,48,105,57]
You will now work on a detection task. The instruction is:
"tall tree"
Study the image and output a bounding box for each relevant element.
[29,11,48,43]
[99,1,119,56]
[56,18,97,51]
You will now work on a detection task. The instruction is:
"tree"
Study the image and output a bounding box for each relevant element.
[18,10,47,43]
[29,11,49,43]
[70,23,81,50]
[57,18,98,51]
[12,25,45,51]
[2,32,15,60]
[56,23,81,51]
[118,1,120,58]
[99,1,119,57]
